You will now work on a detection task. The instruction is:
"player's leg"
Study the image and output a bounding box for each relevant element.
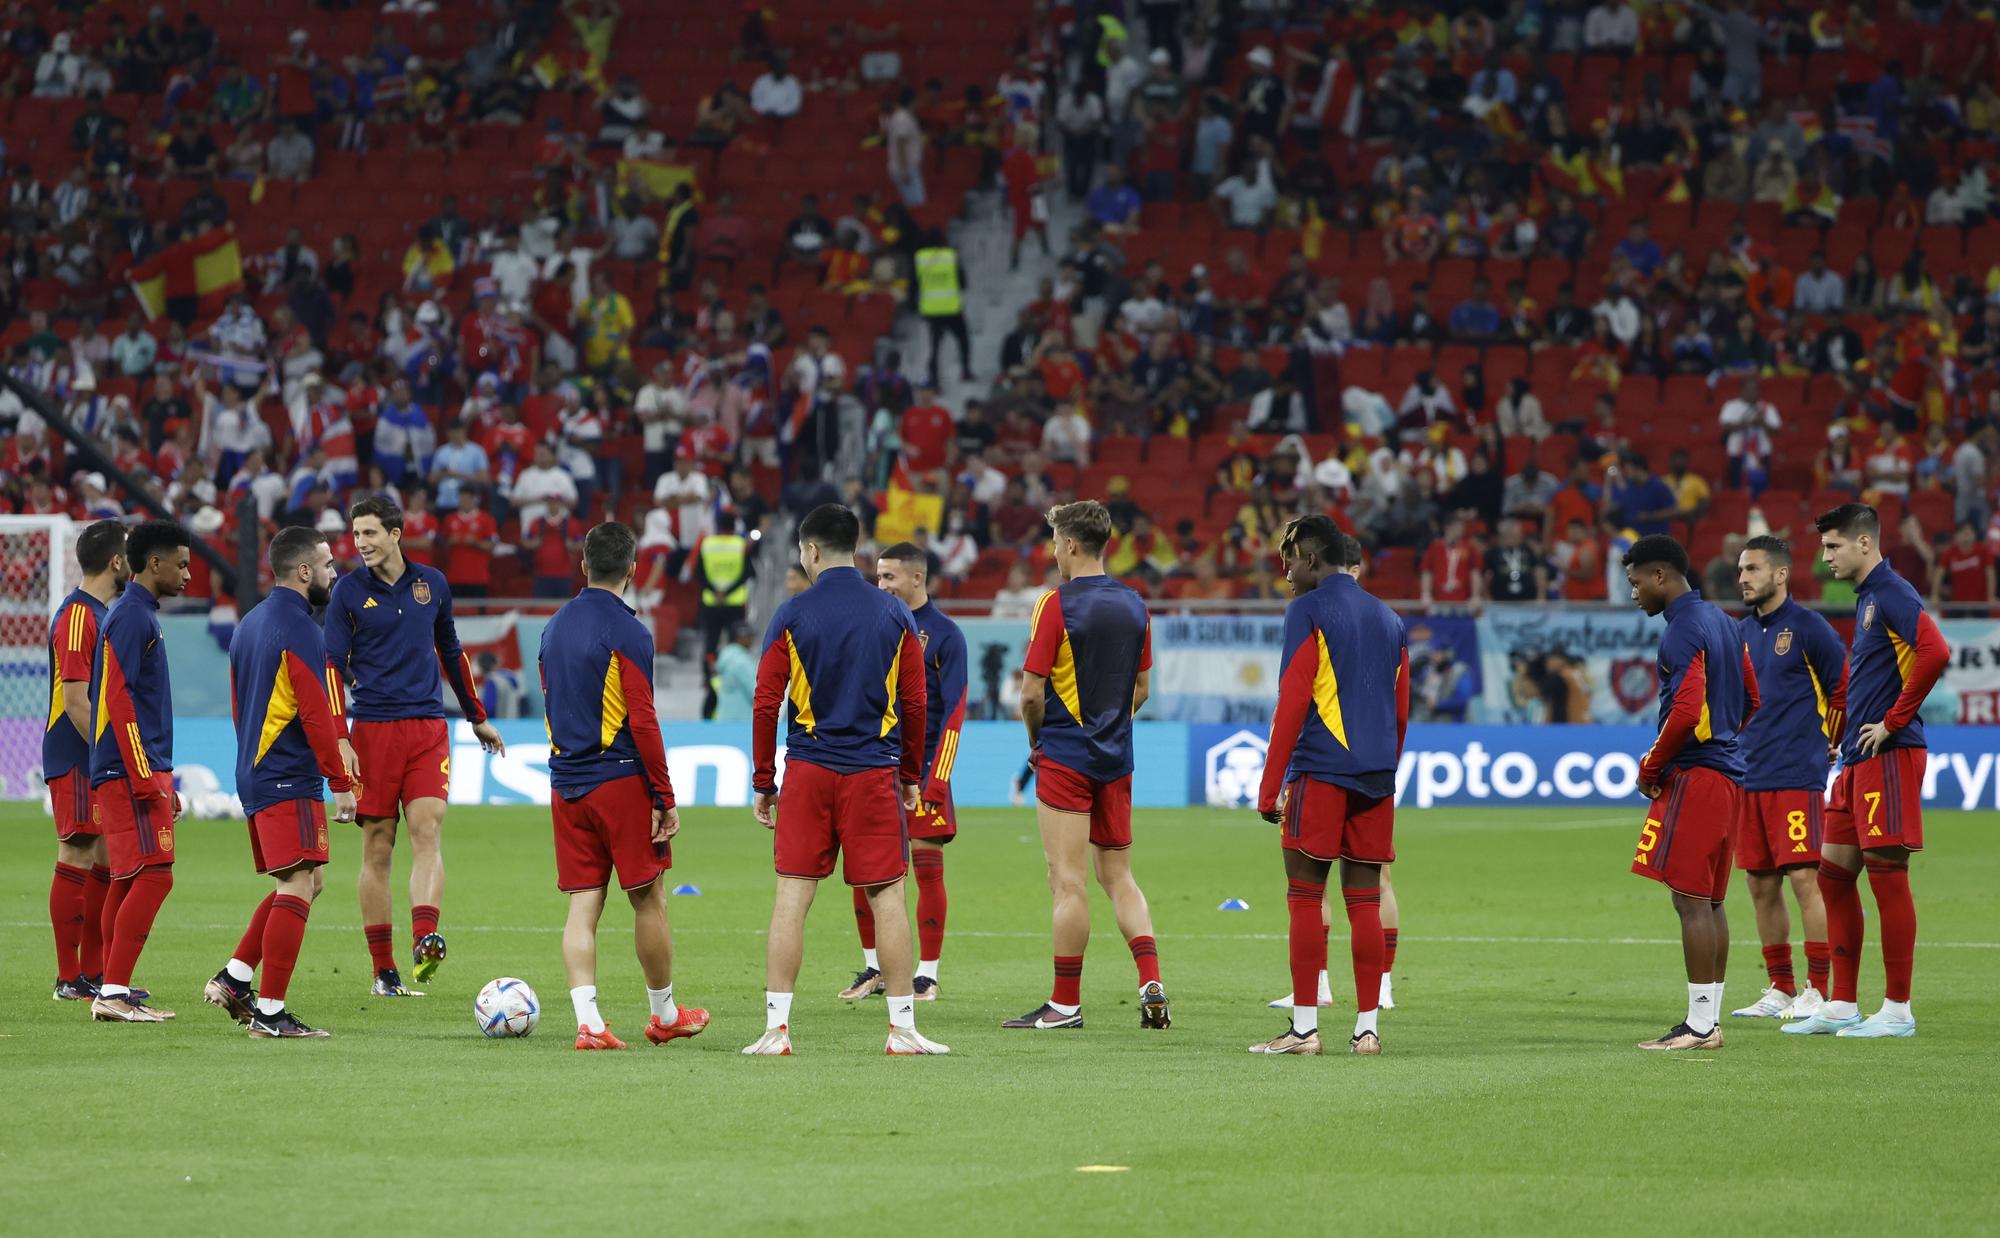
[246,862,327,1038]
[50,834,95,997]
[910,837,947,997]
[839,884,884,999]
[1340,857,1386,1054]
[1844,844,1917,1037]
[1273,885,1335,1009]
[357,814,407,991]
[1002,800,1090,1028]
[745,875,816,1054]
[1786,864,1829,1016]
[632,874,710,1044]
[1732,870,1796,1017]
[1635,771,1731,1049]
[207,889,274,1025]
[1090,842,1166,1017]
[867,878,945,1054]
[564,884,625,1048]
[1789,760,1867,1035]
[1251,847,1332,1055]
[80,835,111,986]
[94,779,177,1021]
[405,794,448,982]
[1379,865,1399,1010]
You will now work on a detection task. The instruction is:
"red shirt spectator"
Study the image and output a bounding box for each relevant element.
[1038,350,1084,402]
[1942,536,1995,604]
[900,400,954,472]
[1420,528,1478,603]
[526,510,587,585]
[402,506,439,565]
[445,504,499,589]
[680,420,735,478]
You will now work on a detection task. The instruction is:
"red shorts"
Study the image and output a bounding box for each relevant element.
[553,774,671,892]
[95,773,178,879]
[1735,789,1824,872]
[1036,757,1133,850]
[908,788,956,843]
[775,760,908,886]
[351,718,452,819]
[1631,766,1741,902]
[50,769,95,842]
[249,798,330,874]
[1280,775,1396,865]
[1825,747,1926,852]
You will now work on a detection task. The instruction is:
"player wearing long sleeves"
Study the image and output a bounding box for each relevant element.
[323,495,505,996]
[1787,504,1951,1041]
[203,527,357,1039]
[745,504,944,1056]
[538,522,708,1052]
[45,520,127,1002]
[1250,521,1408,1057]
[1623,534,1756,1052]
[1004,500,1171,1034]
[1729,535,1846,1020]
[840,542,968,1002]
[87,519,193,1023]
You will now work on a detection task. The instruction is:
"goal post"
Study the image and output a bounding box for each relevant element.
[0,515,82,801]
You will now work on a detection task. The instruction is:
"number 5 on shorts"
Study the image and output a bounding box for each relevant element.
[1635,817,1660,865]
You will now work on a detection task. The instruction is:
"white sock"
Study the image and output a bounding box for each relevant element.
[765,990,793,1030]
[225,959,254,984]
[1708,982,1728,1020]
[1822,998,1860,1019]
[916,959,939,982]
[570,985,604,1033]
[1317,969,1331,1000]
[1687,982,1717,1034]
[1048,1000,1080,1016]
[863,948,879,971]
[255,996,285,1016]
[99,983,130,998]
[1354,1007,1379,1038]
[1292,1002,1319,1035]
[1880,998,1913,1021]
[647,984,677,1023]
[886,994,915,1030]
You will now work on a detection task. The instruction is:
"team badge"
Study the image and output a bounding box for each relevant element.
[413,579,433,605]
[1860,601,1875,631]
[918,629,930,650]
[1774,629,1793,656]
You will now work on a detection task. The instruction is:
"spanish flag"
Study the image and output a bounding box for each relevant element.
[876,483,945,545]
[129,226,244,321]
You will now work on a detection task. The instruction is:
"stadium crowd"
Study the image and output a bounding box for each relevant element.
[3,0,2000,613]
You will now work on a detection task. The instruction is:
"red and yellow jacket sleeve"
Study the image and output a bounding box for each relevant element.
[1021,591,1062,677]
[1395,646,1411,756]
[56,602,96,683]
[1739,642,1760,728]
[896,629,926,785]
[1639,649,1707,788]
[282,648,354,792]
[615,647,676,808]
[98,619,160,798]
[431,579,489,723]
[323,658,351,742]
[752,630,794,795]
[1258,615,1320,815]
[1882,611,1949,733]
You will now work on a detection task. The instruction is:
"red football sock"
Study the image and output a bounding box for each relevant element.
[235,892,277,969]
[1127,934,1161,987]
[259,894,312,1003]
[1865,860,1916,1003]
[1805,939,1831,993]
[912,849,946,961]
[1382,927,1400,974]
[851,885,877,951]
[364,923,396,972]
[1051,954,1083,1007]
[1287,880,1326,1010]
[1761,943,1796,995]
[99,875,132,974]
[1343,887,1384,1013]
[411,904,440,945]
[104,867,173,988]
[1817,861,1862,1004]
[50,862,87,978]
[81,865,111,977]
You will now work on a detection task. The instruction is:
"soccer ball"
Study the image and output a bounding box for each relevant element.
[474,977,539,1038]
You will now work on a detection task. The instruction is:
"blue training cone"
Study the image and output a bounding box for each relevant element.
[671,883,702,896]
[1218,897,1251,911]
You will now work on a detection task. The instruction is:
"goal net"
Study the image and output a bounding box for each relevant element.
[0,516,82,801]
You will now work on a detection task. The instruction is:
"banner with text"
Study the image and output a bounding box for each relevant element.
[1473,609,1665,725]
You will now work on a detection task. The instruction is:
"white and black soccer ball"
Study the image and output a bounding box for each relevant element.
[475,977,539,1038]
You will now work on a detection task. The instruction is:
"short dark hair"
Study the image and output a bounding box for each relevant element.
[1743,534,1791,567]
[268,525,327,577]
[1621,533,1690,578]
[1329,530,1364,568]
[1047,500,1114,556]
[125,519,192,574]
[76,519,128,575]
[349,494,404,533]
[798,503,861,556]
[879,540,928,577]
[1815,502,1880,539]
[583,521,637,583]
[1279,514,1345,563]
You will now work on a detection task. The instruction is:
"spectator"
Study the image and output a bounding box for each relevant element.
[750,52,803,120]
[899,384,955,477]
[510,440,579,525]
[1502,460,1559,524]
[428,420,489,511]
[1485,518,1547,601]
[1552,517,1607,601]
[1664,449,1712,531]
[1495,378,1547,439]
[165,115,220,178]
[597,77,652,147]
[784,194,833,267]
[991,560,1041,617]
[1396,371,1456,444]
[913,230,973,387]
[1054,79,1106,201]
[1612,221,1662,279]
[712,625,758,720]
[1584,0,1639,50]
[696,191,752,269]
[881,88,926,207]
[1864,422,1916,499]
[1717,376,1779,492]
[1792,251,1844,314]
[605,196,659,261]
[440,484,498,596]
[266,121,315,182]
[1210,139,1280,231]
[1885,513,1936,599]
[1704,533,1746,601]
[1246,375,1308,433]
[1420,515,1479,605]
[1448,277,1502,341]
[1041,401,1092,465]
[1603,453,1678,537]
[1938,521,1995,607]
[110,313,157,378]
[1088,165,1142,233]
[525,497,588,597]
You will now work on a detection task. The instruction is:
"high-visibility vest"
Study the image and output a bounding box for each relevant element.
[914,248,961,317]
[700,535,749,607]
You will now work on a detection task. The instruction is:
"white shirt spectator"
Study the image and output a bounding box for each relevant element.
[267,128,315,179]
[1213,160,1279,229]
[1055,89,1105,138]
[1311,299,1352,345]
[993,582,1045,619]
[491,245,539,304]
[750,70,804,118]
[607,212,659,260]
[1246,385,1308,432]
[786,348,848,407]
[511,460,580,525]
[1718,393,1780,470]
[51,177,90,225]
[33,38,83,97]
[1398,378,1458,425]
[1120,291,1168,335]
[963,458,1008,506]
[112,328,157,377]
[200,393,273,459]
[1584,2,1639,49]
[937,527,979,579]
[1041,406,1093,464]
[652,464,712,540]
[1105,52,1144,121]
[1792,268,1846,314]
[635,378,689,453]
[1594,293,1641,344]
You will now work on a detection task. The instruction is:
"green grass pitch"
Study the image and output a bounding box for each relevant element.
[3,803,1998,1234]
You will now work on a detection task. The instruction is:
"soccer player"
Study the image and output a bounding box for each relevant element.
[1785,503,1948,1039]
[1623,534,1758,1051]
[1250,519,1408,1056]
[46,520,128,1001]
[541,521,709,1051]
[840,541,967,1001]
[203,527,358,1038]
[88,519,193,1023]
[1004,500,1170,1032]
[1730,535,1844,1020]
[746,504,947,1056]
[324,496,505,996]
